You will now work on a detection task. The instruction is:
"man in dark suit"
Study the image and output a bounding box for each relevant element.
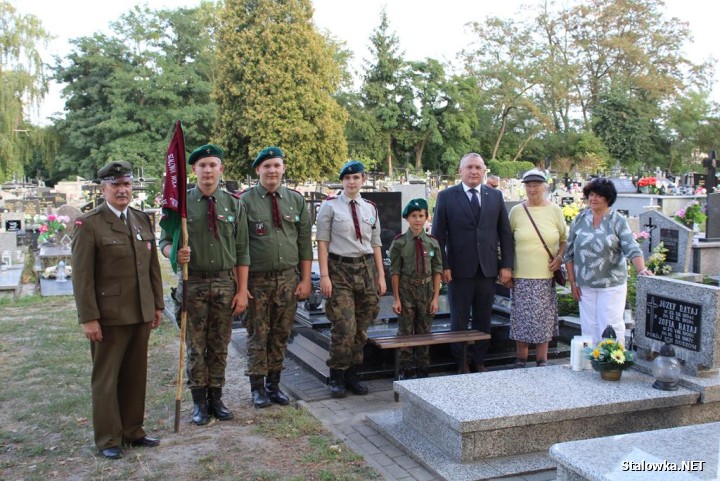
[72,160,164,459]
[431,153,513,372]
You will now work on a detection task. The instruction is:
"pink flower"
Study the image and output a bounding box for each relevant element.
[677,208,686,218]
[39,225,48,233]
[47,214,57,221]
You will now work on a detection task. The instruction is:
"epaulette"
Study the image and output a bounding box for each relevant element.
[363,198,377,207]
[393,233,403,240]
[325,195,337,200]
[427,233,438,241]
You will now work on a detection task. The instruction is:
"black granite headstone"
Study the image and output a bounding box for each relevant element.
[362,191,402,295]
[659,228,679,263]
[645,293,701,352]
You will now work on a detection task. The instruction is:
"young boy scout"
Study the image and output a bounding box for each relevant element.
[160,144,250,426]
[239,147,312,408]
[389,198,443,379]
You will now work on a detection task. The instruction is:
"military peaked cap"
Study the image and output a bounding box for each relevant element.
[97,160,133,182]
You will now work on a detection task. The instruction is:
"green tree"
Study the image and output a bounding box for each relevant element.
[356,9,413,177]
[214,0,347,181]
[463,16,551,161]
[53,3,219,180]
[0,1,51,181]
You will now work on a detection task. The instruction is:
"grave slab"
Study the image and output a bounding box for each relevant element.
[365,364,720,479]
[550,421,720,481]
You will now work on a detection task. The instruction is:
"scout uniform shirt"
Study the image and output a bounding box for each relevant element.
[390,229,443,281]
[239,184,312,273]
[160,186,250,271]
[315,192,381,257]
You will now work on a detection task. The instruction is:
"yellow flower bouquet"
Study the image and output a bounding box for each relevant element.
[585,339,634,372]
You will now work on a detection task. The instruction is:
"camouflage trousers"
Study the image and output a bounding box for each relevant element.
[325,256,379,370]
[178,275,235,389]
[397,279,434,368]
[245,268,298,376]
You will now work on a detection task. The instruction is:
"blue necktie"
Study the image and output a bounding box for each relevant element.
[469,188,480,218]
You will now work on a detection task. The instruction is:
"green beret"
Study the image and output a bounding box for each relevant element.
[339,160,365,180]
[97,160,133,182]
[253,146,284,169]
[189,144,224,165]
[402,198,429,218]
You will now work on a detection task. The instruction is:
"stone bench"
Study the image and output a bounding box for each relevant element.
[550,421,720,480]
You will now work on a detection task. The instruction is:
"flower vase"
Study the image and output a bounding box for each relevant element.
[600,369,622,381]
[639,186,649,194]
[693,222,700,233]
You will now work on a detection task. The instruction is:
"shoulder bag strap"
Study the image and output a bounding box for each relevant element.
[522,202,554,261]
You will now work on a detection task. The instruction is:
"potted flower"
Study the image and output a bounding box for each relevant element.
[674,201,707,230]
[38,214,71,245]
[637,176,658,194]
[585,339,634,381]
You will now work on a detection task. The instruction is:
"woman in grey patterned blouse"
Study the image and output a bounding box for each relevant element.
[564,178,652,345]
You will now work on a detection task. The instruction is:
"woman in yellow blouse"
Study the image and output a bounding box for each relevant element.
[508,169,567,367]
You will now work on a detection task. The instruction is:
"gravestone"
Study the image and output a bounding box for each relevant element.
[56,205,83,236]
[607,177,636,194]
[3,212,24,233]
[638,211,693,273]
[0,232,18,258]
[702,192,720,242]
[362,191,402,295]
[635,276,720,376]
[391,183,426,231]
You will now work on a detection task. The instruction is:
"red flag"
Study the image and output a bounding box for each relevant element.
[160,120,187,272]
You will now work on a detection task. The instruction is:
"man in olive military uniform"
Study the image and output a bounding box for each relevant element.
[239,147,312,408]
[72,160,164,460]
[160,144,250,425]
[389,198,443,379]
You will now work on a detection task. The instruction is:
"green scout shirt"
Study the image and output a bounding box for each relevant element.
[160,186,250,271]
[240,184,312,273]
[389,229,443,279]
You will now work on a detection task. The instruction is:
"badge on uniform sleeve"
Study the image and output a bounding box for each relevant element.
[255,222,266,235]
[228,215,235,222]
[429,250,435,257]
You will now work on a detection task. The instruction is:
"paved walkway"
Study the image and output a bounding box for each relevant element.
[244,331,559,481]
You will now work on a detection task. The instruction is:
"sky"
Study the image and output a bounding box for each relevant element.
[15,0,720,125]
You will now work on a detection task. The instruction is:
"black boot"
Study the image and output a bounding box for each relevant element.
[265,371,290,406]
[207,387,234,420]
[344,365,369,395]
[190,388,210,426]
[249,375,272,408]
[329,368,347,398]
